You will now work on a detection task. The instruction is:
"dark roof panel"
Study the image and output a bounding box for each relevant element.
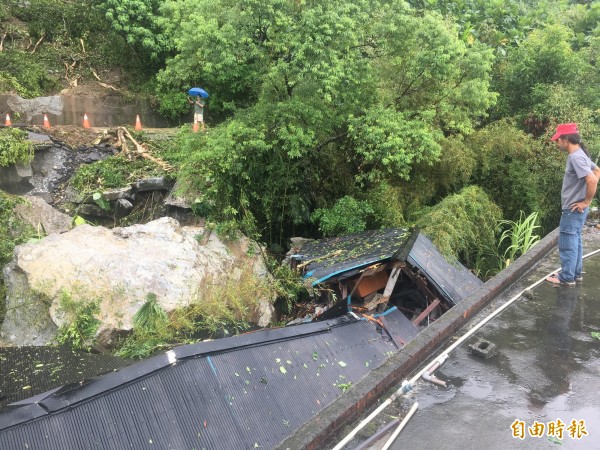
[378,307,420,347]
[408,233,483,305]
[292,228,410,283]
[0,346,130,410]
[0,318,399,450]
[291,229,482,305]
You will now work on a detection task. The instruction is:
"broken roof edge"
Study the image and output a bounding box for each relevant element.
[303,228,421,286]
[0,315,357,431]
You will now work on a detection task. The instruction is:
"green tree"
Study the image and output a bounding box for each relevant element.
[171,0,496,248]
[416,185,502,266]
[98,0,171,64]
[311,196,374,237]
[493,24,584,119]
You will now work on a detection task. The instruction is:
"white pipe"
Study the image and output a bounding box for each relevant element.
[331,381,412,450]
[332,247,600,449]
[380,401,419,450]
[421,354,448,387]
[407,247,600,388]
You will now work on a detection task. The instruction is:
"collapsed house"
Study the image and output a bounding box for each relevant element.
[288,228,482,333]
[0,228,483,449]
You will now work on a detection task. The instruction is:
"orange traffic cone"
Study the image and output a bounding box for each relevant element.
[135,115,142,131]
[83,113,91,128]
[43,114,51,128]
[5,113,12,127]
[193,122,199,133]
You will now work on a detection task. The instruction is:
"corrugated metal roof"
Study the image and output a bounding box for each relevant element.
[0,316,404,449]
[0,346,130,410]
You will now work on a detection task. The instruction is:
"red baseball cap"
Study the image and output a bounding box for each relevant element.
[551,123,578,141]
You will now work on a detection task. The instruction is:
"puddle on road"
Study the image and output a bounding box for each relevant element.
[387,252,600,450]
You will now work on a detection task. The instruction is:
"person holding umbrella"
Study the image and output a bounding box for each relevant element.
[187,87,209,132]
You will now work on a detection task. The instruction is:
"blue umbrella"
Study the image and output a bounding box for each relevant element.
[188,87,209,98]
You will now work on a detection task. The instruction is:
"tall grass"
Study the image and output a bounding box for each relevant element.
[497,211,541,268]
[116,264,277,359]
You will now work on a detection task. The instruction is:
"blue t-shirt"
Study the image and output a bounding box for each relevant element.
[561,148,597,209]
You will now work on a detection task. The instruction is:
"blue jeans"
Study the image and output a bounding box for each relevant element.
[558,208,588,282]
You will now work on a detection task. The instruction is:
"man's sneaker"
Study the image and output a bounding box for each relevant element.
[545,275,576,287]
[575,276,583,283]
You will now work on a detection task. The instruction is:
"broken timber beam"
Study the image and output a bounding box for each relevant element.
[376,262,404,310]
[412,298,441,326]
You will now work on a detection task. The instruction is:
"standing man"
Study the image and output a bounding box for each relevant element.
[546,123,600,286]
[188,95,205,132]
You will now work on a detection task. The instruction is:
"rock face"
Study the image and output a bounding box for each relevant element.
[13,195,72,235]
[1,217,275,348]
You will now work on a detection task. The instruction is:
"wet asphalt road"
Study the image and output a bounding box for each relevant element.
[389,244,600,449]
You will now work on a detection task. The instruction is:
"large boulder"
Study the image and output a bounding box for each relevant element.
[1,217,275,348]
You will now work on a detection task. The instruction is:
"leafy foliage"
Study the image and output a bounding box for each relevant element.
[311,196,374,237]
[416,186,502,267]
[171,0,496,248]
[0,0,153,96]
[56,290,100,351]
[466,121,547,221]
[493,25,584,120]
[133,293,168,332]
[0,51,59,97]
[497,211,541,268]
[98,0,171,64]
[70,155,170,194]
[0,128,34,167]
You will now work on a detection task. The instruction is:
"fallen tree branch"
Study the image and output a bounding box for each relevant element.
[116,128,132,160]
[116,126,173,171]
[90,68,120,91]
[0,33,6,52]
[98,81,120,92]
[90,67,102,81]
[30,33,44,54]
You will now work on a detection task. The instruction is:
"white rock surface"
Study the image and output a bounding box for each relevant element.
[1,217,274,348]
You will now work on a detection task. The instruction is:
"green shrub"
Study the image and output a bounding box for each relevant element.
[363,182,406,229]
[465,120,550,224]
[311,196,375,237]
[70,155,169,193]
[56,290,100,351]
[156,91,189,121]
[133,293,168,333]
[496,211,541,268]
[0,51,59,98]
[0,128,34,167]
[416,185,502,267]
